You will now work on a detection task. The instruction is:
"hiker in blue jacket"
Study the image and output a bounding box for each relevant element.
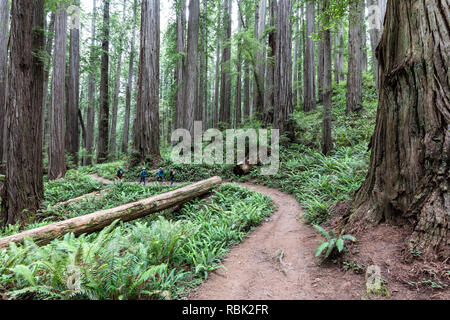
[157,167,164,184]
[140,168,147,185]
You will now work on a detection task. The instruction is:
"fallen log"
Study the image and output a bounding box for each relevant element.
[0,176,222,249]
[49,188,111,209]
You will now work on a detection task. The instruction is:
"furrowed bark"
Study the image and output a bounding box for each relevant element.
[346,0,364,114]
[85,0,97,166]
[48,7,67,180]
[2,0,45,226]
[96,0,110,164]
[303,0,316,112]
[133,0,161,164]
[344,0,450,259]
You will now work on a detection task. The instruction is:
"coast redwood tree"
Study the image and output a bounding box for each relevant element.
[97,0,110,163]
[344,0,449,258]
[133,0,161,164]
[2,0,45,226]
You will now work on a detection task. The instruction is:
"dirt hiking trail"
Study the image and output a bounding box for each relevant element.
[189,183,363,300]
[87,175,446,300]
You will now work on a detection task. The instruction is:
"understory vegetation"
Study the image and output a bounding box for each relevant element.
[0,184,273,300]
[0,75,375,300]
[88,77,377,225]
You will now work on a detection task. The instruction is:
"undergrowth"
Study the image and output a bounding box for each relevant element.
[0,185,273,300]
[86,76,377,225]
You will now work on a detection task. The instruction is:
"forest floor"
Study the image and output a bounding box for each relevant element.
[88,175,449,300]
[188,183,449,300]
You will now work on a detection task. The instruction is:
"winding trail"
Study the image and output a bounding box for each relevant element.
[189,183,343,300]
[88,175,365,299]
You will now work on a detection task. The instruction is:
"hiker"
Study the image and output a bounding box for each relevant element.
[157,167,164,184]
[116,167,124,180]
[140,168,147,185]
[169,169,175,186]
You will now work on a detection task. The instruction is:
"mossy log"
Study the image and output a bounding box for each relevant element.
[0,176,222,249]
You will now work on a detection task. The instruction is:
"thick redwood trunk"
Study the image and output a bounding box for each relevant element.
[182,0,199,137]
[2,0,45,226]
[219,0,232,127]
[333,24,345,83]
[133,0,161,165]
[303,1,316,112]
[317,1,324,104]
[234,9,243,127]
[321,0,332,156]
[346,0,364,114]
[253,0,266,121]
[85,0,97,166]
[66,3,80,167]
[96,0,110,164]
[264,0,277,125]
[48,7,67,180]
[243,63,250,121]
[175,0,186,130]
[273,0,293,134]
[345,0,450,258]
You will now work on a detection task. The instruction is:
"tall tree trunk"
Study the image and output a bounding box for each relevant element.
[344,0,450,258]
[273,0,293,135]
[303,0,316,112]
[133,0,161,165]
[297,3,303,105]
[85,0,97,166]
[66,0,80,167]
[43,13,55,160]
[321,0,332,156]
[199,0,207,127]
[109,0,127,159]
[264,0,277,125]
[346,0,364,114]
[122,0,137,154]
[361,9,368,72]
[213,37,220,128]
[175,0,186,130]
[0,0,9,166]
[235,11,242,127]
[333,23,344,83]
[219,0,231,127]
[293,6,299,109]
[317,1,324,104]
[2,0,45,225]
[96,0,110,164]
[253,0,266,121]
[243,62,250,121]
[48,7,67,180]
[183,0,199,137]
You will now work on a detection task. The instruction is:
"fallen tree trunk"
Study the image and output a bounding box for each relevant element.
[0,176,222,249]
[49,188,111,209]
